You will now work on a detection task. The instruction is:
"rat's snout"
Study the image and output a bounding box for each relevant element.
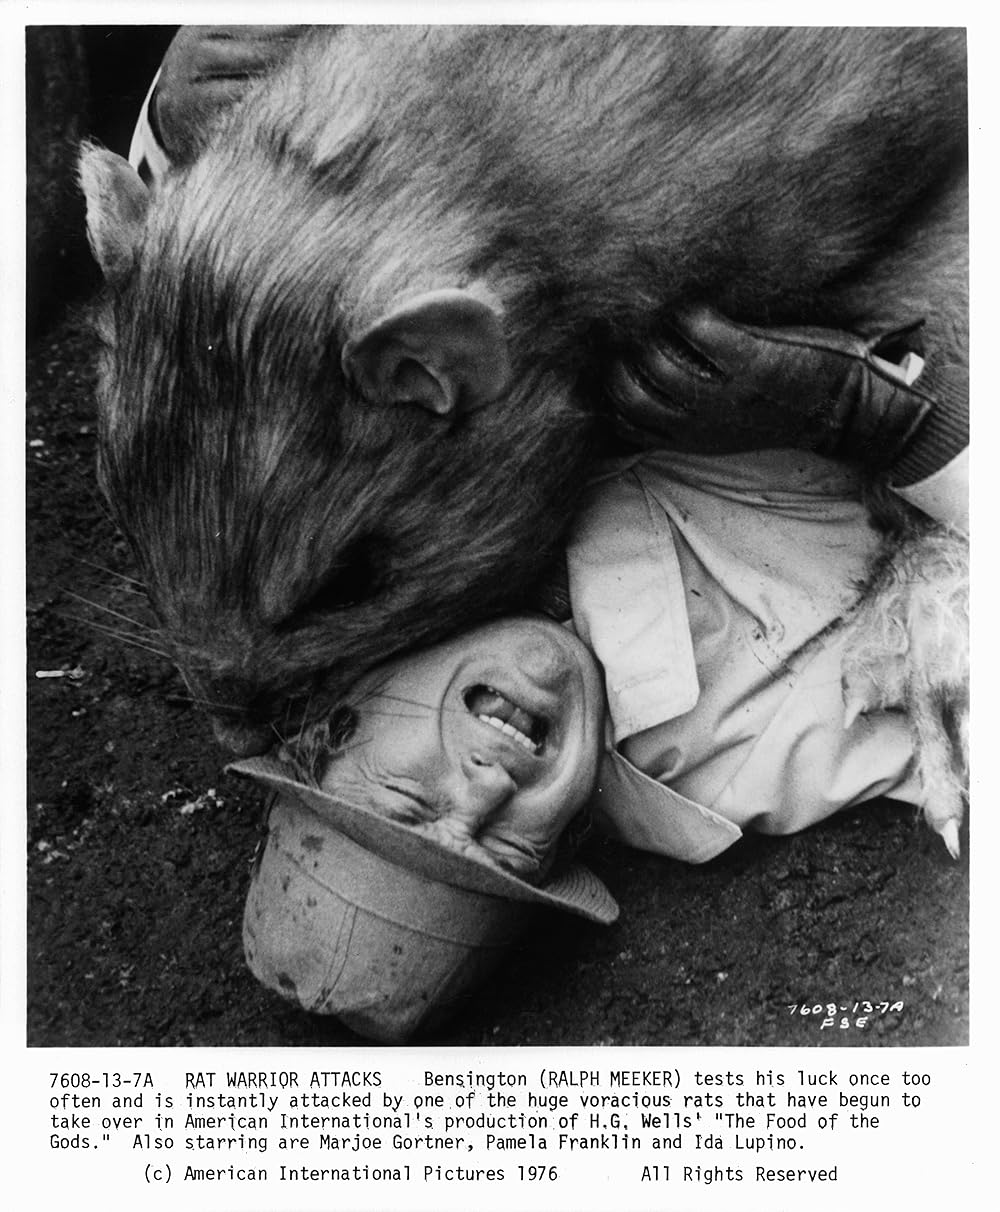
[200,667,338,756]
[210,716,275,756]
[195,675,280,755]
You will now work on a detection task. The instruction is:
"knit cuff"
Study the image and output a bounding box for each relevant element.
[890,367,968,487]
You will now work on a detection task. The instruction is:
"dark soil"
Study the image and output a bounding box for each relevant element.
[26,309,969,1050]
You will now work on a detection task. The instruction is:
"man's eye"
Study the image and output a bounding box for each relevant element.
[388,805,425,826]
[384,784,436,824]
[327,707,357,749]
[379,800,426,827]
[478,832,544,878]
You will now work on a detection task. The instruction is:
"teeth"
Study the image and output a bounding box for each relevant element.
[478,714,538,753]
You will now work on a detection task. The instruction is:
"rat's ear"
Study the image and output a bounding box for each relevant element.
[342,288,511,415]
[78,142,149,286]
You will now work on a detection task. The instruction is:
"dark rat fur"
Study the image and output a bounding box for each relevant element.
[80,26,967,756]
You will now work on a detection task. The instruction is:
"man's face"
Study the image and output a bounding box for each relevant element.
[318,616,605,878]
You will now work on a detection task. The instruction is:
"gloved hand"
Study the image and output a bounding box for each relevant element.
[148,25,306,164]
[608,305,934,468]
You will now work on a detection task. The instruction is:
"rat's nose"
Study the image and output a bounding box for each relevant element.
[211,717,274,756]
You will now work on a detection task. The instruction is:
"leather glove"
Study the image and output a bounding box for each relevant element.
[149,26,306,164]
[608,305,934,468]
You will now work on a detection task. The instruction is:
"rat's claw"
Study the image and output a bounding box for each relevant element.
[939,818,961,860]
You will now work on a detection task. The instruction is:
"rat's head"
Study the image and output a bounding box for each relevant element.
[79,146,593,754]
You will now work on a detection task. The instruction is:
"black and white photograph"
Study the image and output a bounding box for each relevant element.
[21,16,971,1061]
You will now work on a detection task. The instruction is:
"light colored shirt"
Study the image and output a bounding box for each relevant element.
[566,448,922,863]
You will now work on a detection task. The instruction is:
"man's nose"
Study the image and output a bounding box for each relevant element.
[419,754,517,861]
[450,751,517,831]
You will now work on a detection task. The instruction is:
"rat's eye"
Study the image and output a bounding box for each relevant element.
[274,542,382,634]
[300,544,379,618]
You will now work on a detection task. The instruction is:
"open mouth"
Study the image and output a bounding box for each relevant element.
[464,684,549,755]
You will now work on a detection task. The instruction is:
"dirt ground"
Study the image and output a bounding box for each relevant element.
[25,308,969,1050]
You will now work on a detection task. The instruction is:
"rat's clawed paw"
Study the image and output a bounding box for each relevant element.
[841,523,969,857]
[939,818,961,861]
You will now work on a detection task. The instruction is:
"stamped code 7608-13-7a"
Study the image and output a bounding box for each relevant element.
[787,1001,905,1030]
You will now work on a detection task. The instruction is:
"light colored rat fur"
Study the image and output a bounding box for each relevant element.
[843,508,968,849]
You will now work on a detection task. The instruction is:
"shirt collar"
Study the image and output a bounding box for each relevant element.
[592,741,742,864]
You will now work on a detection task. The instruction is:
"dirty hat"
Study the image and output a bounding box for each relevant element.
[230,756,618,1043]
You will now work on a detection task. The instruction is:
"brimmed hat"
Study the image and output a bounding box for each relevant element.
[230,756,617,1043]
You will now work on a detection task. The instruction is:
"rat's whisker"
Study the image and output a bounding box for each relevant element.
[61,613,171,659]
[71,557,147,590]
[62,589,156,633]
[364,691,436,712]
